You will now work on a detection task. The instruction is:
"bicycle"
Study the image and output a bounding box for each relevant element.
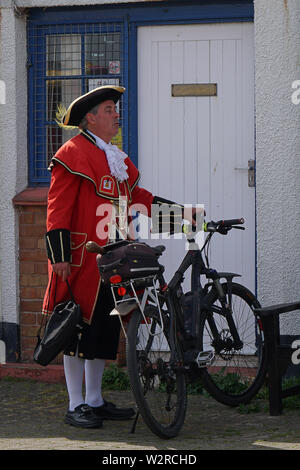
[86,217,267,439]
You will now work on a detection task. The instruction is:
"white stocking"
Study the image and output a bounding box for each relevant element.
[84,358,105,408]
[63,354,85,411]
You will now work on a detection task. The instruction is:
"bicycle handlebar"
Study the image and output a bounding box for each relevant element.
[86,219,245,255]
[182,217,245,241]
[218,218,244,227]
[204,218,245,233]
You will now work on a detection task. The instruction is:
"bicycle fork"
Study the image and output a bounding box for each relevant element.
[208,279,243,351]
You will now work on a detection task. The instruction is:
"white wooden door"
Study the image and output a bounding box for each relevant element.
[137,22,255,293]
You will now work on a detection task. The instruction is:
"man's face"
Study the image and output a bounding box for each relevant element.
[86,99,119,143]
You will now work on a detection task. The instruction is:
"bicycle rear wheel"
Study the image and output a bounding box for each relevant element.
[126,305,187,438]
[199,282,267,406]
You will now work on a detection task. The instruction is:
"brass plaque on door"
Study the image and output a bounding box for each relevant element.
[171,84,217,97]
[172,83,217,96]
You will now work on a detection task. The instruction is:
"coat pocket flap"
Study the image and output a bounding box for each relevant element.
[70,232,88,251]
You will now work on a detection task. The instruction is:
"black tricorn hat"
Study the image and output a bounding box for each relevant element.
[61,85,125,127]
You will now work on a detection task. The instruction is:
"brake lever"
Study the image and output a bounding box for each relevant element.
[218,226,230,235]
[232,226,245,230]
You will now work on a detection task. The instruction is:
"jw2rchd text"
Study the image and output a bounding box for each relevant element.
[144,454,197,464]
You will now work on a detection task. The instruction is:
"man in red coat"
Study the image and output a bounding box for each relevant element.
[43,85,197,428]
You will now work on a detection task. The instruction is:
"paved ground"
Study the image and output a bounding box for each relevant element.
[1,376,300,452]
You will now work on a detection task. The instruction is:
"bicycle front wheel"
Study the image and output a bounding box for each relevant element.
[199,282,267,406]
[126,305,187,438]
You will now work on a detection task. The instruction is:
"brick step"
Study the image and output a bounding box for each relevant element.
[0,363,65,384]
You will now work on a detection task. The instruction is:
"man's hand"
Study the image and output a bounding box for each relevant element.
[52,262,71,282]
[183,206,206,227]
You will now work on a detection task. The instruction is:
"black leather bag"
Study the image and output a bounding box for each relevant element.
[96,240,163,284]
[33,277,81,366]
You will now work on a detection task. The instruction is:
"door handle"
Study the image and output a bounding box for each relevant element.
[234,160,255,187]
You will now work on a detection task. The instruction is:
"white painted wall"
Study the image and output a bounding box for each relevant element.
[254,0,300,333]
[0,5,27,327]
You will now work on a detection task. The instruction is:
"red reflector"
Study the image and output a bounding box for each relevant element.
[117,287,127,296]
[257,318,264,331]
[110,275,122,284]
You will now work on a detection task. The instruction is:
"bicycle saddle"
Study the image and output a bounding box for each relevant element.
[152,245,166,256]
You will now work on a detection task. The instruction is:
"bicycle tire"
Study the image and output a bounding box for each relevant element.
[199,282,267,406]
[126,305,187,438]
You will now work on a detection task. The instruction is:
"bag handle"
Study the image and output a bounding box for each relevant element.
[66,280,76,303]
[37,276,76,339]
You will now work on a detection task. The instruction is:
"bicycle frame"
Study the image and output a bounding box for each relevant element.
[159,236,244,359]
[108,232,243,359]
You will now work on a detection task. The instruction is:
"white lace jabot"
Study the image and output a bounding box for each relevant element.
[87,130,129,182]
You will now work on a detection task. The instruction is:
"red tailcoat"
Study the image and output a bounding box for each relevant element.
[42,132,154,324]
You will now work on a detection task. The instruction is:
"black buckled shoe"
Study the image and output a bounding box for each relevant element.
[65,404,103,428]
[91,400,135,421]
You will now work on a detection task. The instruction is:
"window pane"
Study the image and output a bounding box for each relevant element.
[85,77,123,150]
[85,33,121,75]
[47,79,81,122]
[47,34,81,76]
[47,125,78,165]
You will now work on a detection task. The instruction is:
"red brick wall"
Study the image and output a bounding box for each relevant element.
[17,205,52,363]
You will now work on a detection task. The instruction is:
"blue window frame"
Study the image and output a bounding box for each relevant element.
[27,1,253,185]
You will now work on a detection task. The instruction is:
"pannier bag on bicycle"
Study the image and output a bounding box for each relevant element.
[96,241,163,284]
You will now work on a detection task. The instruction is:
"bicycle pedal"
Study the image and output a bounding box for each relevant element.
[183,349,215,368]
[195,350,215,368]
